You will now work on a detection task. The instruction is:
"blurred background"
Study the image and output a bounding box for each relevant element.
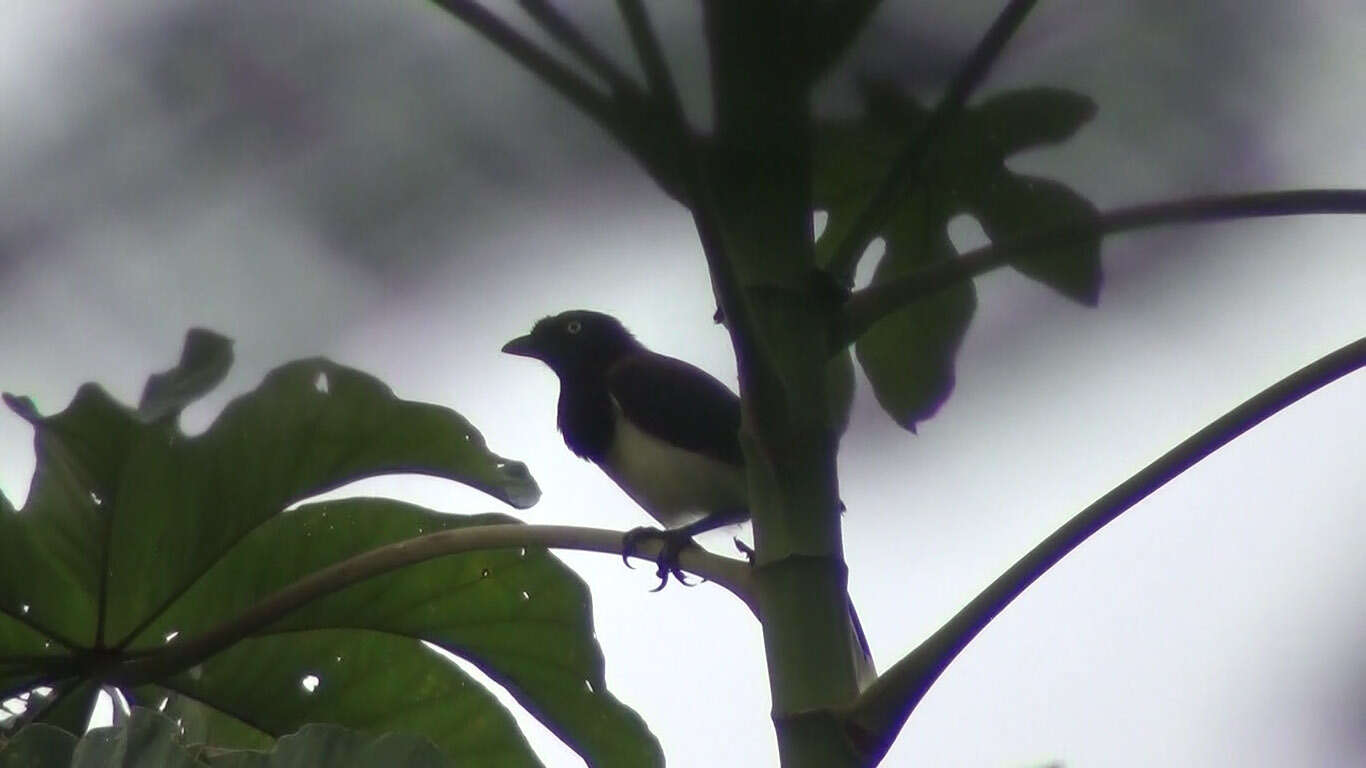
[2,0,1364,765]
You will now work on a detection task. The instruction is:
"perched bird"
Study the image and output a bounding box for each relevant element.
[502,310,748,587]
[506,309,876,684]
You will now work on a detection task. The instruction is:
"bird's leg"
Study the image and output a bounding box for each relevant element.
[622,510,748,591]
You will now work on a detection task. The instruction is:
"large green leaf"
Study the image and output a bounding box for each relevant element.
[0,386,139,648]
[128,500,662,768]
[855,195,976,430]
[70,708,206,768]
[0,332,661,765]
[134,692,272,753]
[0,723,76,767]
[0,336,538,651]
[0,708,463,768]
[205,721,456,767]
[17,683,101,739]
[863,83,1102,304]
[816,82,1099,429]
[96,355,538,643]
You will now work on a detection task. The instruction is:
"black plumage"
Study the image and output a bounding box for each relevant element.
[607,355,744,467]
[503,310,748,586]
[504,310,876,680]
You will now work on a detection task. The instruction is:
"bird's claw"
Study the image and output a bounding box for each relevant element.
[650,567,694,592]
[621,526,652,569]
[622,527,698,590]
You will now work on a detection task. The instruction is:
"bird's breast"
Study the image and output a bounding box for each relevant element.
[599,403,747,529]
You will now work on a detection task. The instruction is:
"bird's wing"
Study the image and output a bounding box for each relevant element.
[606,352,744,467]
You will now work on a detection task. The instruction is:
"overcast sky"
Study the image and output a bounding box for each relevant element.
[2,1,1364,766]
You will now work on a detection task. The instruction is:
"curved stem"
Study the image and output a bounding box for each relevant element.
[838,188,1366,346]
[619,0,741,340]
[111,524,755,685]
[840,336,1366,764]
[617,0,682,119]
[517,0,644,99]
[427,0,670,182]
[429,1,614,126]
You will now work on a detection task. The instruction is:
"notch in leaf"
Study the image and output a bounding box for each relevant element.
[816,81,1102,431]
[138,329,234,423]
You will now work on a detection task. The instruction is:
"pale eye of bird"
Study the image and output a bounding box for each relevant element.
[566,320,582,334]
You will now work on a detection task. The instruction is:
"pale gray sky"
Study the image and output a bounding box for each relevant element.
[2,1,1363,766]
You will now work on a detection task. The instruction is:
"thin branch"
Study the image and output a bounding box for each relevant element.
[614,0,702,192]
[840,336,1366,763]
[110,524,755,685]
[616,0,683,120]
[516,0,645,99]
[429,0,675,181]
[430,1,616,126]
[826,0,1039,284]
[839,188,1366,346]
[429,1,690,198]
[616,0,744,339]
[809,0,886,79]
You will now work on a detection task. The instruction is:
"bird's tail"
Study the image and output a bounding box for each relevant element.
[849,601,876,690]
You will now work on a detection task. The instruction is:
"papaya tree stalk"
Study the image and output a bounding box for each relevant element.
[700,3,868,765]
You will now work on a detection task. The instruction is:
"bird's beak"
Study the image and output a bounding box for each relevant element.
[501,334,540,359]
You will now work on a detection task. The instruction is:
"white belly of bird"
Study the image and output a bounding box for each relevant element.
[600,408,747,529]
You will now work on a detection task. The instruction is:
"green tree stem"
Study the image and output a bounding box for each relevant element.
[699,5,870,766]
[839,188,1366,346]
[840,335,1366,763]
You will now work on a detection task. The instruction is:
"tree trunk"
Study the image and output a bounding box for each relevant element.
[702,3,866,765]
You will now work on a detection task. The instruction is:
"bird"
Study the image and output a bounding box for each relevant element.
[505,309,877,684]
[502,310,749,588]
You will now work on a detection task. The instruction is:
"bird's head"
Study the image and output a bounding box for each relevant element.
[502,310,641,375]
